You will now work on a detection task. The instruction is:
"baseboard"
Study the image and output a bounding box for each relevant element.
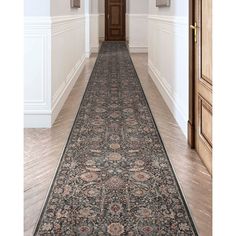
[99,37,104,42]
[148,61,187,137]
[91,46,99,53]
[51,55,86,124]
[85,51,91,58]
[24,113,51,128]
[128,46,148,53]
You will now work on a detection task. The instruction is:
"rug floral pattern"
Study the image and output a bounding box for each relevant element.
[35,42,198,235]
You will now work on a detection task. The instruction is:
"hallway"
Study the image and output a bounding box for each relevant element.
[24,44,212,235]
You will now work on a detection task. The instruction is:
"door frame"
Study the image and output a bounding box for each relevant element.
[188,0,195,148]
[105,0,126,41]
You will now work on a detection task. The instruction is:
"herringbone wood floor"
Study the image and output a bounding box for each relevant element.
[24,53,212,236]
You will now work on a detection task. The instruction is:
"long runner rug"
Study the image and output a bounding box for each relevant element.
[34,42,198,235]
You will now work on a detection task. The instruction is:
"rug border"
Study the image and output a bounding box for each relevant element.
[127,48,199,235]
[33,42,199,235]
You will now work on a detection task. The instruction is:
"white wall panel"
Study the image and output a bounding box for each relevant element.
[128,14,148,53]
[51,16,86,123]
[24,18,52,127]
[99,14,105,41]
[148,15,189,136]
[24,16,86,128]
[90,14,99,52]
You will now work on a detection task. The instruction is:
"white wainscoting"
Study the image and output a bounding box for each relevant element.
[148,15,189,136]
[126,13,129,42]
[99,14,105,41]
[24,17,52,128]
[90,14,99,53]
[51,15,86,124]
[24,15,86,128]
[127,14,148,53]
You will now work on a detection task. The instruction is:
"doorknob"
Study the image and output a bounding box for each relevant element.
[190,22,199,43]
[107,14,110,19]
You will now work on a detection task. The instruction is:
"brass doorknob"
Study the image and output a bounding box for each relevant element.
[190,22,199,43]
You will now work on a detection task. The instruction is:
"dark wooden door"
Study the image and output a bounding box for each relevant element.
[105,0,126,41]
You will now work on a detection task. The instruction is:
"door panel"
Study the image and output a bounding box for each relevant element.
[199,96,212,147]
[105,0,126,41]
[201,0,212,84]
[193,0,212,173]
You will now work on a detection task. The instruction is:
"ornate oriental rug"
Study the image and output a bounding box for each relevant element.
[34,42,198,235]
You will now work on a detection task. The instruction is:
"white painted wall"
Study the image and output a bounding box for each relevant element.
[148,0,189,136]
[24,0,50,16]
[128,0,148,14]
[51,0,84,16]
[149,0,187,16]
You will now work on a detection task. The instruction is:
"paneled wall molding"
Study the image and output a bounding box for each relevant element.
[24,17,52,128]
[51,15,85,36]
[148,14,189,136]
[24,15,86,128]
[128,14,149,18]
[128,46,148,53]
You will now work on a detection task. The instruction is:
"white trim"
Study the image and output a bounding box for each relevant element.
[91,46,99,53]
[85,14,91,58]
[51,15,85,36]
[128,46,148,53]
[24,114,52,128]
[148,61,187,137]
[51,15,85,24]
[148,15,188,25]
[127,14,148,18]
